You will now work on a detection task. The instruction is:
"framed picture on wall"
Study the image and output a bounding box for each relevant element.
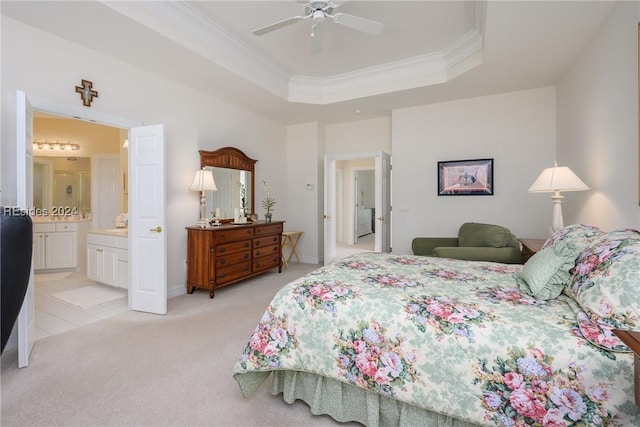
[438,158,494,196]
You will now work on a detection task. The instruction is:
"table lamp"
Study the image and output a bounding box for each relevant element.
[528,162,589,232]
[189,168,217,227]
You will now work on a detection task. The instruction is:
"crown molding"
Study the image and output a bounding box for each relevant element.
[109,1,486,105]
[107,1,291,98]
[289,30,484,104]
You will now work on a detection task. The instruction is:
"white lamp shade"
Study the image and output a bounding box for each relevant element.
[189,169,217,192]
[528,166,589,193]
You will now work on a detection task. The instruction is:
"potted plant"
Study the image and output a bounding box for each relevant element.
[262,180,276,222]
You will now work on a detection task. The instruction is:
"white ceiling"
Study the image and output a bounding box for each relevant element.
[2,1,615,125]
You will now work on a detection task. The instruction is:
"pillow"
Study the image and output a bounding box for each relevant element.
[542,224,602,255]
[458,223,510,248]
[567,229,640,348]
[514,241,580,300]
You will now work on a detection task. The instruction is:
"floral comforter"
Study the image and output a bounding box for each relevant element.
[233,253,640,426]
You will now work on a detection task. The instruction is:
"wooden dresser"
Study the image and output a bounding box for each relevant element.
[186,221,284,298]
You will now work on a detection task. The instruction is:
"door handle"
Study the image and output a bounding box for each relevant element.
[323,214,330,219]
[149,226,163,233]
[377,216,385,222]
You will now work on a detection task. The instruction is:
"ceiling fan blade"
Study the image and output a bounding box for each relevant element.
[253,16,306,36]
[332,12,384,35]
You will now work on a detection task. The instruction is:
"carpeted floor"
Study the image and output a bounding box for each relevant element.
[1,263,361,427]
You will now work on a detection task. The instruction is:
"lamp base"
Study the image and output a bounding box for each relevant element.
[550,192,564,232]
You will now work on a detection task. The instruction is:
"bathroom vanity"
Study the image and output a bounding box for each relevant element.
[33,217,90,271]
[86,229,128,289]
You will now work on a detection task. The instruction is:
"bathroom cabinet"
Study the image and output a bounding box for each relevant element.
[87,231,128,288]
[33,222,78,270]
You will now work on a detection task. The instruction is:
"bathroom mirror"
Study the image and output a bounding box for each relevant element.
[199,147,256,221]
[33,156,91,214]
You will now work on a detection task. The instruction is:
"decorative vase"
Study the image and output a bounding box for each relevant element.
[265,213,272,223]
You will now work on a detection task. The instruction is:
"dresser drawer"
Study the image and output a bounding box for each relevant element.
[253,254,280,273]
[254,223,283,237]
[216,239,252,255]
[214,227,254,244]
[216,250,251,268]
[217,261,252,284]
[253,243,279,259]
[253,235,280,248]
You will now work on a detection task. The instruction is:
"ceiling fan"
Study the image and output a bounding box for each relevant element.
[252,1,384,39]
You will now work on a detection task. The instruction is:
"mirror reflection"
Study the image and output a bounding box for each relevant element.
[34,156,91,214]
[204,167,252,219]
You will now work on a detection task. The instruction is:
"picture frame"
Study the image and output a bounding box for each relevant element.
[437,158,494,196]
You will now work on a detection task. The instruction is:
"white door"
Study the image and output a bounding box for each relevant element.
[323,156,337,265]
[16,90,35,368]
[375,152,392,253]
[128,125,167,314]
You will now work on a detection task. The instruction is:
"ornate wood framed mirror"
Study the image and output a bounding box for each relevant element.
[199,147,257,222]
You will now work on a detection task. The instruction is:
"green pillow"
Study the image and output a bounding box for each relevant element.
[514,244,578,300]
[458,223,509,248]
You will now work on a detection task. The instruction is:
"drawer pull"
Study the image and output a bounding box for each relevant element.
[273,247,277,252]
[220,247,226,252]
[220,259,226,265]
[255,241,261,246]
[220,273,226,278]
[244,242,250,248]
[244,254,249,259]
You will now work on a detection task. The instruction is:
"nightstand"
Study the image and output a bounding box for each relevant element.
[613,329,640,407]
[519,238,546,263]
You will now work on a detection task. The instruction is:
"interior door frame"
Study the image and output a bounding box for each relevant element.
[324,150,391,264]
[15,93,144,364]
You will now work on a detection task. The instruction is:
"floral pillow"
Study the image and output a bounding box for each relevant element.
[566,229,640,352]
[542,224,603,254]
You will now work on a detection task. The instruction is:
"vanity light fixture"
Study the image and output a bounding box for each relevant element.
[528,162,589,232]
[189,168,217,227]
[32,140,80,152]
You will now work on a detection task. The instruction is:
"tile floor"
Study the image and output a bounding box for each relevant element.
[34,271,128,340]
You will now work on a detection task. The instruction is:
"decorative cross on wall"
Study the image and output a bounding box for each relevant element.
[75,79,99,107]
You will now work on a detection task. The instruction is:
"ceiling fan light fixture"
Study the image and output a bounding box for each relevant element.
[312,10,325,22]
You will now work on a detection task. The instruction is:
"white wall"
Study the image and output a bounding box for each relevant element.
[392,87,557,254]
[1,17,287,294]
[285,122,324,263]
[557,1,640,231]
[325,117,392,156]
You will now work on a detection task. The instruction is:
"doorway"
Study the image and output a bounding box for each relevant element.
[32,113,129,339]
[324,151,391,264]
[334,160,375,259]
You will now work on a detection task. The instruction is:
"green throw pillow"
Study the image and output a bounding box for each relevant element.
[515,244,578,300]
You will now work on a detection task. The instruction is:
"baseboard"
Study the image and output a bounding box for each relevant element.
[168,285,187,299]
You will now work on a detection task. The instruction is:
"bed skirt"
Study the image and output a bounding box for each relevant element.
[270,370,482,427]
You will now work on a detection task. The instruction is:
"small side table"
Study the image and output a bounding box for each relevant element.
[281,231,303,269]
[519,238,546,263]
[613,329,640,407]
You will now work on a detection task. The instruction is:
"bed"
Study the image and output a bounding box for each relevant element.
[233,225,640,426]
